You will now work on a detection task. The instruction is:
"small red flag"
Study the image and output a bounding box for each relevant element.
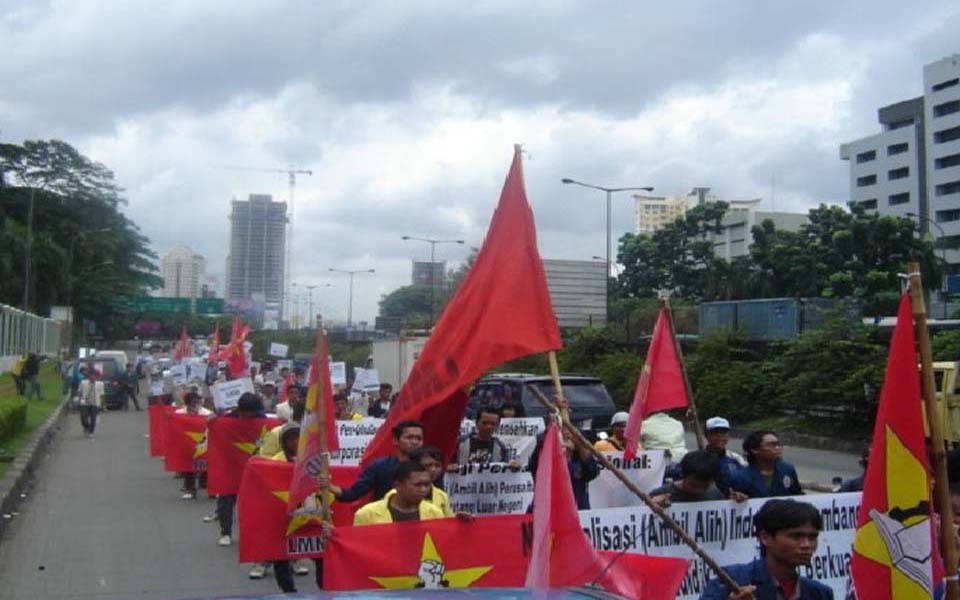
[851,293,943,599]
[325,515,533,590]
[238,457,361,563]
[173,326,191,362]
[148,403,175,458]
[163,413,208,473]
[206,416,283,495]
[289,329,340,511]
[208,322,220,366]
[362,147,561,466]
[225,318,251,378]
[278,372,296,403]
[623,306,689,460]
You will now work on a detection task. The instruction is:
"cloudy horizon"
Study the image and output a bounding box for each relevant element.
[3,1,958,323]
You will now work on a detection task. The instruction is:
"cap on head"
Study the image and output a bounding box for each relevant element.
[610,412,629,426]
[705,416,731,431]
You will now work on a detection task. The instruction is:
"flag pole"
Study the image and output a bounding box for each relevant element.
[526,383,742,594]
[908,261,959,599]
[314,322,333,522]
[547,350,570,422]
[661,297,705,449]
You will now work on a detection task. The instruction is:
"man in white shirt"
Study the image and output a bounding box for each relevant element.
[77,365,104,438]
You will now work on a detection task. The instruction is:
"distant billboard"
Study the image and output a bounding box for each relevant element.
[542,259,607,328]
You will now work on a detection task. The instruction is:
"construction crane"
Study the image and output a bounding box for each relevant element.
[222,165,313,327]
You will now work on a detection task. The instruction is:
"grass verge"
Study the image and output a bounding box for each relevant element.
[0,365,63,479]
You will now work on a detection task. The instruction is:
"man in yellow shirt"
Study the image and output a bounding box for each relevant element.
[334,393,363,421]
[353,462,445,525]
[594,411,641,453]
[406,447,453,517]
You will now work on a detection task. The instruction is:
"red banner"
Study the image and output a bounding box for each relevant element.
[237,457,361,563]
[148,403,175,457]
[325,514,532,590]
[206,416,283,495]
[163,413,208,473]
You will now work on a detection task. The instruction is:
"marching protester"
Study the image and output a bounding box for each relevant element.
[640,409,688,462]
[24,351,44,401]
[120,363,142,411]
[699,499,832,599]
[528,421,600,510]
[77,364,103,438]
[11,353,26,396]
[320,420,424,503]
[499,402,524,418]
[258,398,305,475]
[408,447,454,516]
[275,385,302,422]
[259,379,278,413]
[703,416,747,492]
[447,406,520,471]
[593,411,640,453]
[367,383,394,418]
[215,392,266,547]
[353,461,446,525]
[838,449,868,492]
[176,391,211,500]
[649,449,749,506]
[334,391,363,421]
[728,430,803,498]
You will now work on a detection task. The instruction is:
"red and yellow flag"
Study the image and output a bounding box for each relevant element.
[162,413,208,473]
[851,293,944,599]
[206,416,282,495]
[237,457,360,563]
[361,147,561,466]
[173,326,191,363]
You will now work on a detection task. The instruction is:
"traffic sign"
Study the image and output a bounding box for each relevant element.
[195,298,225,314]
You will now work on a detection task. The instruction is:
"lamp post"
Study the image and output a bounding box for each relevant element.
[561,178,654,277]
[329,268,375,327]
[401,236,465,324]
[907,212,949,318]
[304,283,332,330]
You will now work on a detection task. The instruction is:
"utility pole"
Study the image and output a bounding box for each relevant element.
[329,268,375,327]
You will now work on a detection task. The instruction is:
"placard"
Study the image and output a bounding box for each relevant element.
[444,463,534,515]
[277,359,293,371]
[330,361,346,385]
[168,365,187,387]
[250,361,261,374]
[458,417,544,464]
[269,342,289,358]
[212,377,256,411]
[328,418,385,465]
[352,367,380,392]
[149,380,164,397]
[579,492,862,600]
[588,450,667,508]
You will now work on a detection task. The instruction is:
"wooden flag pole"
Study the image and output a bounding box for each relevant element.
[908,262,959,600]
[526,382,742,593]
[313,323,333,522]
[547,350,570,422]
[662,297,705,450]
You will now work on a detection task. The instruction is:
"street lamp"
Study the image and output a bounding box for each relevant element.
[906,212,949,318]
[303,283,332,330]
[561,178,654,277]
[401,236,465,324]
[329,268,375,327]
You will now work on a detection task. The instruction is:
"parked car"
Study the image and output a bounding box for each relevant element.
[91,350,129,372]
[467,373,617,442]
[77,358,125,410]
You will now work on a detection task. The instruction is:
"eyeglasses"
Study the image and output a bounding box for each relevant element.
[761,440,782,448]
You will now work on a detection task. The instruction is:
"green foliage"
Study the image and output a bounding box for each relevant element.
[933,330,960,362]
[0,140,163,341]
[685,330,770,422]
[0,399,27,444]
[378,284,434,328]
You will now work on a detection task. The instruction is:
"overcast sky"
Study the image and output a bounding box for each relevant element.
[3,1,959,324]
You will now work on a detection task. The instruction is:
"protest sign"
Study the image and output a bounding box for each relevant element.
[277,359,293,371]
[168,365,187,387]
[578,492,862,600]
[269,342,288,358]
[328,418,384,465]
[330,361,346,385]
[444,463,534,515]
[588,450,667,508]
[352,367,379,392]
[212,377,255,411]
[459,418,544,464]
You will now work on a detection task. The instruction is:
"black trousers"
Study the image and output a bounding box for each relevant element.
[182,472,207,495]
[217,494,237,536]
[124,388,141,410]
[273,559,323,593]
[79,405,98,434]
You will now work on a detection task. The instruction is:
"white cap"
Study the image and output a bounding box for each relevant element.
[705,416,731,431]
[610,412,629,426]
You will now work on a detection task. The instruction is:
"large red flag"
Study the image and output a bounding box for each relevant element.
[362,147,561,466]
[173,326,191,363]
[289,329,339,510]
[525,421,687,600]
[148,403,175,457]
[623,305,689,460]
[238,457,361,562]
[206,416,283,495]
[163,413,208,473]
[851,293,943,599]
[325,515,532,590]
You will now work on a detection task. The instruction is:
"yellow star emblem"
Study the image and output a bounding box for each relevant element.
[271,490,329,535]
[185,431,207,459]
[234,425,271,455]
[369,532,492,589]
[853,425,934,598]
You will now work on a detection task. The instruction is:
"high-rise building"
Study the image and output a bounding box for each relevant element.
[634,195,690,234]
[841,55,960,263]
[160,246,205,299]
[225,194,287,317]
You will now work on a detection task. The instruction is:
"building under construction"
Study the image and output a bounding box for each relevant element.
[224,194,287,325]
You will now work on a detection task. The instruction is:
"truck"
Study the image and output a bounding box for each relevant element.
[370,336,430,391]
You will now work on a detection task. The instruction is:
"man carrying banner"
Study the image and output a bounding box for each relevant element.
[447,407,520,472]
[176,391,212,499]
[353,461,446,525]
[700,499,832,600]
[215,392,266,547]
[649,449,727,506]
[321,420,425,503]
[703,416,747,492]
[528,416,599,510]
[728,430,802,498]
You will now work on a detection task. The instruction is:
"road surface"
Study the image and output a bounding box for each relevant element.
[0,404,863,599]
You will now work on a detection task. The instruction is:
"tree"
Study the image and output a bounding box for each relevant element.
[377,284,434,328]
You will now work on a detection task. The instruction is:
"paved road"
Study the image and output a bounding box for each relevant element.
[0,408,286,600]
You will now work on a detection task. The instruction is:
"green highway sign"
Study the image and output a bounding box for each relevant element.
[195,298,225,314]
[115,296,192,314]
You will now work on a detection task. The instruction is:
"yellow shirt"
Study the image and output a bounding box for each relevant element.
[593,438,642,453]
[259,425,282,457]
[385,487,453,517]
[353,496,446,526]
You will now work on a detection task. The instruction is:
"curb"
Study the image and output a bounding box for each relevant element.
[0,399,68,537]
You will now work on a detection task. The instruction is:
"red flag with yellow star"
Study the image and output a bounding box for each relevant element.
[206,416,282,495]
[238,457,361,562]
[148,403,175,458]
[163,413,208,473]
[851,292,943,599]
[324,514,533,590]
